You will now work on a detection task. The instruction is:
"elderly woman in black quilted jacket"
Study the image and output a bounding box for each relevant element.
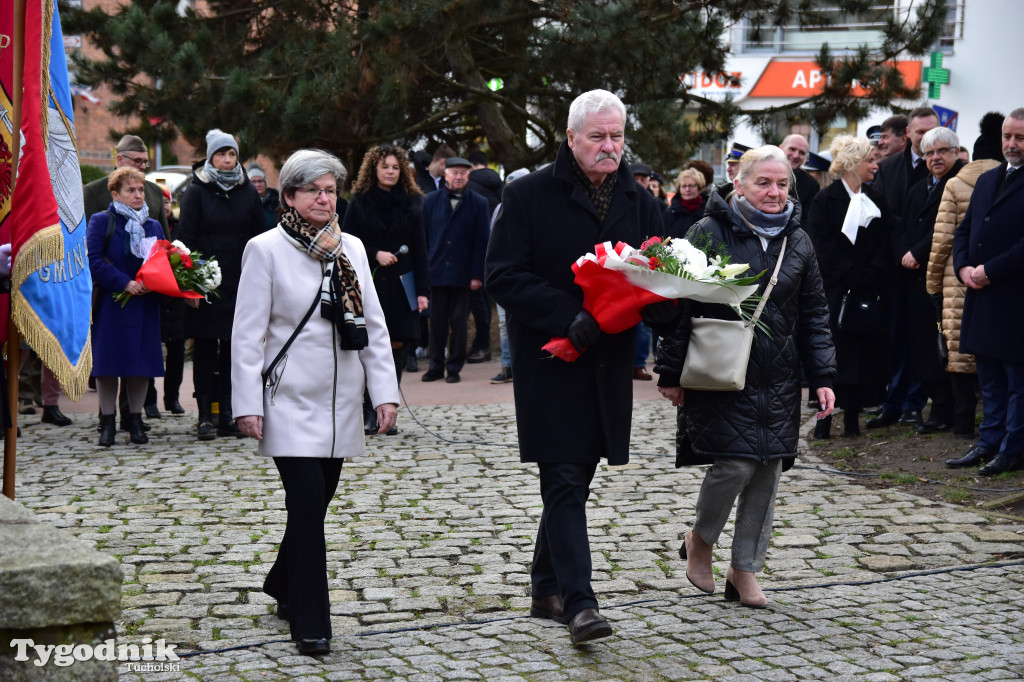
[653,145,836,608]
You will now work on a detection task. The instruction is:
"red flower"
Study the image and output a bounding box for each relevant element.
[641,236,662,250]
[180,254,193,268]
[648,257,662,270]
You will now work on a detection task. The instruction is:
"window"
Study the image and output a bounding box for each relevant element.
[737,2,897,54]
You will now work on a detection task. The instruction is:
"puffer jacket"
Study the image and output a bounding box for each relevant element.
[655,191,836,467]
[926,159,999,374]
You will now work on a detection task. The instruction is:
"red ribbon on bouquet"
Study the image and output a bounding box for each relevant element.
[135,240,203,299]
[542,242,668,362]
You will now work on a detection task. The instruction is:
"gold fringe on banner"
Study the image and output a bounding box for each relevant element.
[9,225,93,402]
[39,0,53,147]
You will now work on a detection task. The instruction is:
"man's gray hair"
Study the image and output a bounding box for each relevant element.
[567,90,626,133]
[279,149,348,197]
[1008,107,1024,121]
[736,145,793,185]
[921,126,959,152]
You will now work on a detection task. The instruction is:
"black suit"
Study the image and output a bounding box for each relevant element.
[874,146,931,226]
[953,162,1024,458]
[792,168,820,211]
[486,140,662,621]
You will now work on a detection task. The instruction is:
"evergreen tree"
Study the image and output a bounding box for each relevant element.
[66,0,947,172]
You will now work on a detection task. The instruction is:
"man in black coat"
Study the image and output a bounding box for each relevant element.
[465,151,503,363]
[486,89,663,645]
[952,109,1024,475]
[781,134,820,210]
[866,107,940,428]
[420,157,490,383]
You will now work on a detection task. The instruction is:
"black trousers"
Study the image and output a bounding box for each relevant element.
[193,337,232,407]
[427,286,470,376]
[144,340,185,406]
[950,372,979,437]
[265,457,345,640]
[469,288,491,353]
[532,461,599,621]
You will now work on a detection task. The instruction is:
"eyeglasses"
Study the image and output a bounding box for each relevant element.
[296,187,337,199]
[119,154,150,169]
[678,184,699,190]
[923,146,954,158]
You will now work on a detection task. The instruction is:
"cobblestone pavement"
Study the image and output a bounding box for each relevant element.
[10,400,1024,681]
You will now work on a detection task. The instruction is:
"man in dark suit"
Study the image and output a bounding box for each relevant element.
[420,157,490,383]
[82,135,169,237]
[866,107,940,428]
[465,151,503,364]
[486,90,663,644]
[952,108,1024,475]
[781,134,820,209]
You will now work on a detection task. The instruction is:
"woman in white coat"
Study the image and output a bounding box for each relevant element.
[232,149,399,657]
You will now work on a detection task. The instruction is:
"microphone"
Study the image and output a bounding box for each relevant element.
[396,245,409,255]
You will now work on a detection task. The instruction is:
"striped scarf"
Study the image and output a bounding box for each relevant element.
[278,207,367,350]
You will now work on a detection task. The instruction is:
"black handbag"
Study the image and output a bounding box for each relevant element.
[837,290,885,335]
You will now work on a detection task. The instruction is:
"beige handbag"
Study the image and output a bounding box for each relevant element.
[679,236,787,391]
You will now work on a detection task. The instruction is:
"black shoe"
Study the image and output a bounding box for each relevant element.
[196,396,216,441]
[530,594,567,624]
[164,398,185,415]
[385,427,398,436]
[41,406,72,426]
[217,419,244,438]
[296,638,330,656]
[978,453,1023,477]
[915,419,952,435]
[863,406,884,417]
[865,411,899,429]
[568,608,613,645]
[490,367,513,384]
[98,414,116,447]
[144,404,162,420]
[197,421,216,440]
[364,412,379,435]
[404,355,419,373]
[421,371,444,382]
[445,373,460,383]
[127,413,149,445]
[898,410,923,426]
[946,445,996,469]
[466,349,491,363]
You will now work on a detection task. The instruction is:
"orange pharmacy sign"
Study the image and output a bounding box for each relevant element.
[747,60,922,97]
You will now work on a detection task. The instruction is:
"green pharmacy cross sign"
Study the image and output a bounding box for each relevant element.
[923,51,950,99]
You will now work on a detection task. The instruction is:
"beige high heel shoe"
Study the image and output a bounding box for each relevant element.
[724,566,768,608]
[678,531,715,593]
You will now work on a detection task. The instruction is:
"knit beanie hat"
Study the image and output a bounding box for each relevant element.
[206,129,238,160]
[973,112,1005,162]
[246,163,267,181]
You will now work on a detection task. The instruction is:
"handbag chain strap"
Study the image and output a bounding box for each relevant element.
[746,236,787,325]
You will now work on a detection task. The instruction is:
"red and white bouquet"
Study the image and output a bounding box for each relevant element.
[113,239,222,307]
[543,236,763,361]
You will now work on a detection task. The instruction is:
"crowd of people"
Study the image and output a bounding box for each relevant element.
[11,90,1020,654]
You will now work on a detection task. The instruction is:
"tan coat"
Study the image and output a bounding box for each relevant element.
[231,227,399,458]
[927,159,1000,373]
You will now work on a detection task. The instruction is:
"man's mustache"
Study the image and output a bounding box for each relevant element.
[595,151,619,163]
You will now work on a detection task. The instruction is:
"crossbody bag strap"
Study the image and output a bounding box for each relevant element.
[262,288,322,388]
[747,236,787,324]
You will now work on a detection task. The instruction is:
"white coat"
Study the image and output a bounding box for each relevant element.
[231,227,399,458]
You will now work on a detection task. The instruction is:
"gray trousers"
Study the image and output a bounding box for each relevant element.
[693,457,783,573]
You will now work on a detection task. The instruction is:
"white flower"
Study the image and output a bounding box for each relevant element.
[171,240,190,255]
[718,262,750,278]
[670,239,708,279]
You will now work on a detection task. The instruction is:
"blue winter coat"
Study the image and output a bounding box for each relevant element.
[422,187,489,287]
[88,209,164,377]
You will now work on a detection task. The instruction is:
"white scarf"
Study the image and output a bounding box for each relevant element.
[840,178,881,245]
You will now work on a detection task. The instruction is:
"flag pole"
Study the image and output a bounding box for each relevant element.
[3,0,26,501]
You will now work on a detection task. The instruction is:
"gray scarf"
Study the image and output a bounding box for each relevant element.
[110,201,151,259]
[201,160,244,192]
[731,195,794,240]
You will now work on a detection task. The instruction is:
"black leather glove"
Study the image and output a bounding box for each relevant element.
[640,299,681,326]
[567,310,601,353]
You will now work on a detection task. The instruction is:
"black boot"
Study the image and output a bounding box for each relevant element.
[813,415,832,440]
[196,395,216,441]
[164,397,185,415]
[843,410,861,437]
[363,391,378,435]
[41,405,72,426]
[128,413,149,444]
[98,414,116,447]
[217,407,244,438]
